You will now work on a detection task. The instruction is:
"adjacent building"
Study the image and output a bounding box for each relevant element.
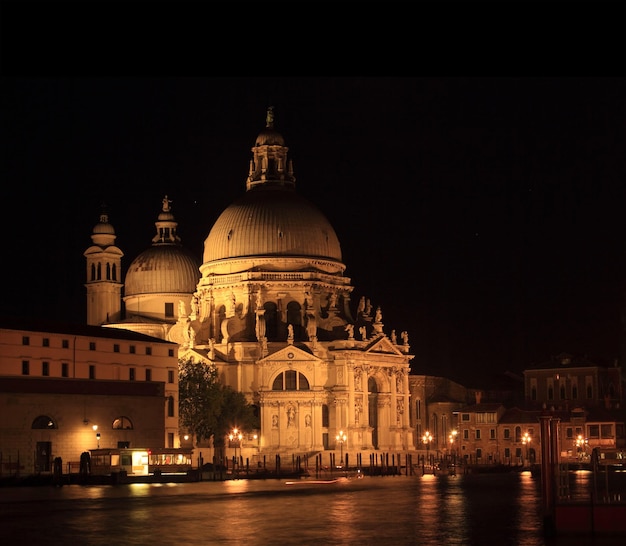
[0,318,178,474]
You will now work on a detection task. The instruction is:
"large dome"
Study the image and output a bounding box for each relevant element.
[125,245,200,296]
[202,185,342,269]
[201,108,345,276]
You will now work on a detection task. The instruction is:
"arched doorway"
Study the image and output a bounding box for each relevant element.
[368,377,378,449]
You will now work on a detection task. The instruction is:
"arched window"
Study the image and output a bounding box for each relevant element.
[286,301,302,339]
[368,376,378,393]
[322,404,329,427]
[112,416,133,430]
[32,415,56,429]
[90,263,96,281]
[272,370,310,391]
[264,302,278,340]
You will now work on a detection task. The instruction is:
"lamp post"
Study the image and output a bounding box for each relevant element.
[228,428,243,473]
[422,431,433,467]
[448,430,458,465]
[336,430,347,467]
[522,432,531,467]
[575,434,588,461]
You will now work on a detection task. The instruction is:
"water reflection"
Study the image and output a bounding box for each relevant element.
[1,472,623,545]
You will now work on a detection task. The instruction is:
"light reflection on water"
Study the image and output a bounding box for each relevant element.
[1,472,624,545]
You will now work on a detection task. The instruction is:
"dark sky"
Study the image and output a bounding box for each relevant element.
[2,77,625,385]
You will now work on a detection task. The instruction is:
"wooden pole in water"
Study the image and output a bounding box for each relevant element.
[540,414,556,537]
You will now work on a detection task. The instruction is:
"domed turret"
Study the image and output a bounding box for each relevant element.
[125,245,200,296]
[123,196,200,321]
[202,107,343,276]
[194,108,352,347]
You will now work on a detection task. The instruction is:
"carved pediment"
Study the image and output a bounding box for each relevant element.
[258,344,319,365]
[178,347,226,363]
[364,335,404,356]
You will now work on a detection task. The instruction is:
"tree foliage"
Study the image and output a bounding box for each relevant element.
[178,357,259,447]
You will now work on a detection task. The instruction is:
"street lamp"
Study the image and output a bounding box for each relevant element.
[448,430,458,464]
[522,432,531,466]
[423,431,433,466]
[336,430,347,467]
[575,434,588,460]
[228,428,243,472]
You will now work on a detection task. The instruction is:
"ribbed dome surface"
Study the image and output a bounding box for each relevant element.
[125,245,200,296]
[203,186,342,264]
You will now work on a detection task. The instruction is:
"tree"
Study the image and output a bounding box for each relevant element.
[178,357,259,450]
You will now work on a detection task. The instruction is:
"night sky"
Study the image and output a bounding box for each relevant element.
[2,77,625,385]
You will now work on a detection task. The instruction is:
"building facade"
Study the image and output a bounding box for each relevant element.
[0,318,178,474]
[88,108,415,463]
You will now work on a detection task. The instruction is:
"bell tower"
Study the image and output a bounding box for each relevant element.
[84,205,123,325]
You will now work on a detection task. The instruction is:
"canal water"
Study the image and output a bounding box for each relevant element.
[1,471,623,545]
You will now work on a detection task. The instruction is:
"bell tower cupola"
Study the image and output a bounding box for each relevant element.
[246,106,296,191]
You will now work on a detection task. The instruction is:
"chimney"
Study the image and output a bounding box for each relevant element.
[475,391,482,404]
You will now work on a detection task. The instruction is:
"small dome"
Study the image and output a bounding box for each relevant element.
[157,210,176,222]
[255,105,285,146]
[125,245,200,296]
[93,221,115,235]
[255,128,285,147]
[203,185,342,268]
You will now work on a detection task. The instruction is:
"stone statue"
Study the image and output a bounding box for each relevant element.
[306,314,317,340]
[345,323,354,340]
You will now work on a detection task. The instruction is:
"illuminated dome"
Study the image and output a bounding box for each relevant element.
[255,127,285,146]
[93,218,115,235]
[202,108,343,275]
[125,195,200,296]
[125,245,200,296]
[203,186,342,270]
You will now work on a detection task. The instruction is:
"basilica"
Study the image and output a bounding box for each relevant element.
[2,108,622,478]
[86,107,415,461]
